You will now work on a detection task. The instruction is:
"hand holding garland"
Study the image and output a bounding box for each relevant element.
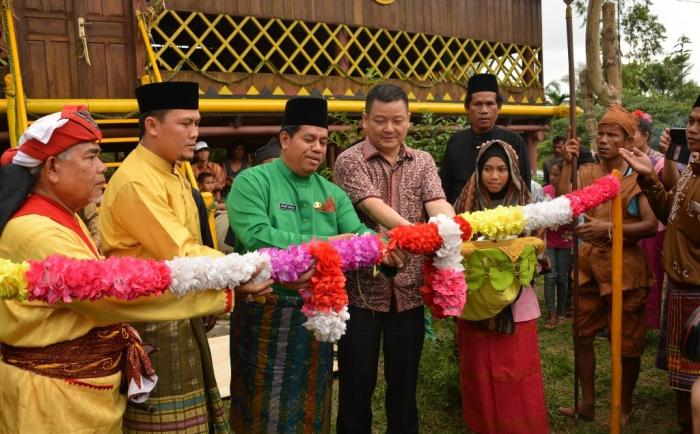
[0,175,622,342]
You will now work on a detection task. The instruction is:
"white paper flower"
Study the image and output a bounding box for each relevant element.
[303,307,351,342]
[166,252,270,297]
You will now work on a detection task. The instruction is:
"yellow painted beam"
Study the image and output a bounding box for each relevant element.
[96,119,139,124]
[100,137,140,143]
[0,99,579,118]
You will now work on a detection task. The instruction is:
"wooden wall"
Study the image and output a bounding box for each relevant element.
[15,0,137,99]
[163,0,542,46]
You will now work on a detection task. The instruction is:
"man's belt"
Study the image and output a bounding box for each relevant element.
[1,324,158,402]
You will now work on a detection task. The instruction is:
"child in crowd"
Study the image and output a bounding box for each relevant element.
[542,157,574,329]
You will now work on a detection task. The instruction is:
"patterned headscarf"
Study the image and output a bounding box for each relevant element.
[454,140,531,214]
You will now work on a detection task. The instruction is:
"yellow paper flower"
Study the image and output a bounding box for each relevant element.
[460,206,526,239]
[0,258,29,301]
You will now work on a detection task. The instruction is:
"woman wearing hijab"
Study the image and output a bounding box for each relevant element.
[453,140,548,434]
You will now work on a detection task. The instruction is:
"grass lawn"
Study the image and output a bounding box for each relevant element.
[224,284,678,433]
[327,284,678,433]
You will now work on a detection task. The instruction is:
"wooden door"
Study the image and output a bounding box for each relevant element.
[15,0,81,99]
[74,0,136,98]
[15,0,136,99]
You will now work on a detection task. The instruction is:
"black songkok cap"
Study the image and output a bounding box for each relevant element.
[135,82,199,114]
[254,137,281,165]
[694,93,700,108]
[467,73,499,98]
[282,97,328,129]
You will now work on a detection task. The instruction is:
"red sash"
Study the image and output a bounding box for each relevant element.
[12,193,99,257]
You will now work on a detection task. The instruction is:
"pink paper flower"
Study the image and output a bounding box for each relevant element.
[566,174,621,217]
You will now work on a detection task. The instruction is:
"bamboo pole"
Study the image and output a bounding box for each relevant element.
[3,0,28,144]
[564,0,582,417]
[610,169,623,434]
[136,10,162,83]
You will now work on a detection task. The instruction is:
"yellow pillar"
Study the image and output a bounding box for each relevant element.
[3,1,28,144]
[136,10,163,82]
[610,169,623,434]
[4,74,18,147]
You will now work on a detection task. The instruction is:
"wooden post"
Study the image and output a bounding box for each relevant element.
[610,169,623,434]
[564,0,582,417]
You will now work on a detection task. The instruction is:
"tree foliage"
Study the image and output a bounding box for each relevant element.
[541,0,699,165]
[573,0,667,64]
[545,80,570,105]
[620,0,667,63]
[328,112,467,169]
[624,36,697,97]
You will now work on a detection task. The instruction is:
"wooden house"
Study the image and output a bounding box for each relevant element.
[4,0,556,162]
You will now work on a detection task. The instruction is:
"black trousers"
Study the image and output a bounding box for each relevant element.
[336,305,425,434]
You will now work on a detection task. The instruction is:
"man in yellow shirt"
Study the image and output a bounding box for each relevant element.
[0,106,267,433]
[100,82,270,433]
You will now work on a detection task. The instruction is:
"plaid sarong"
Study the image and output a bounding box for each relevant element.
[229,293,333,434]
[123,319,228,433]
[667,286,700,391]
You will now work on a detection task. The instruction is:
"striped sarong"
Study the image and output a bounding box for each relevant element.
[229,293,332,434]
[667,286,700,391]
[123,318,229,433]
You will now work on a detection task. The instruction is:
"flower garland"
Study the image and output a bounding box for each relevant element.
[300,242,349,342]
[428,215,470,317]
[460,174,621,239]
[259,245,311,283]
[166,252,270,297]
[27,256,172,304]
[389,215,473,318]
[264,234,383,341]
[0,175,619,341]
[0,259,29,301]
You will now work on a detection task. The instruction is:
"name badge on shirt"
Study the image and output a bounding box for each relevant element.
[279,203,297,211]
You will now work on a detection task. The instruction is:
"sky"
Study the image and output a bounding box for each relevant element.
[541,0,700,87]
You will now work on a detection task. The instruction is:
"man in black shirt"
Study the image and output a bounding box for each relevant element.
[440,73,531,203]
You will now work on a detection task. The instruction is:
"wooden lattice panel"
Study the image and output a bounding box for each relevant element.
[149,10,542,90]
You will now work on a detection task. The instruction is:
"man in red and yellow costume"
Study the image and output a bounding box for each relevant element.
[0,106,268,433]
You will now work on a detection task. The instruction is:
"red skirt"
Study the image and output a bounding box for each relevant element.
[457,319,548,434]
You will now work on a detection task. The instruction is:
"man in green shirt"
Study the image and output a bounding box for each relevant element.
[227,97,403,433]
